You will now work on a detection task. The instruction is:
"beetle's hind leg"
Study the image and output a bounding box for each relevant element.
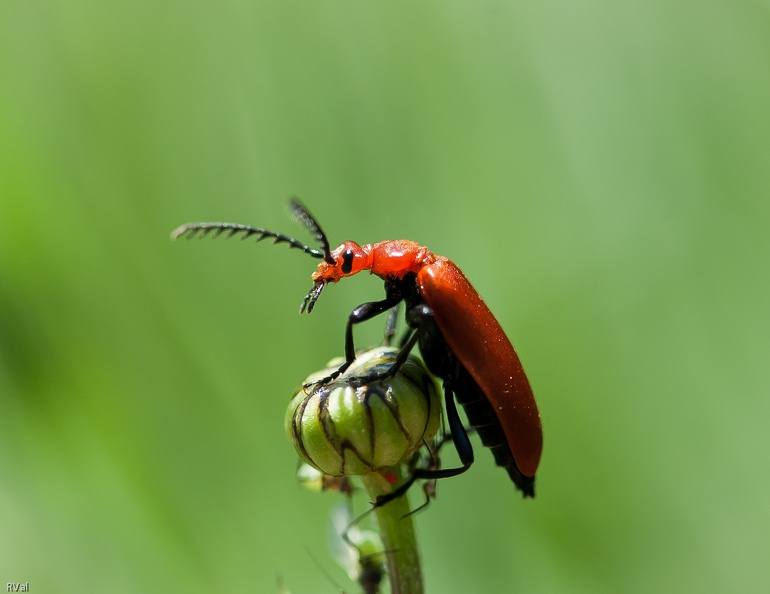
[374,383,475,509]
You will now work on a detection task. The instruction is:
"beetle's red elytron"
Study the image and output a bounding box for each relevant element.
[172,199,542,498]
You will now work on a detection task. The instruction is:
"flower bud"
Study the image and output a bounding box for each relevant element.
[285,347,441,476]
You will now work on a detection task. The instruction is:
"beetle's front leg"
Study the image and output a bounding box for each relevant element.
[348,303,433,386]
[304,296,402,388]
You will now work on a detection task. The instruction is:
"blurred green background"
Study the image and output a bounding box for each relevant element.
[1,1,768,592]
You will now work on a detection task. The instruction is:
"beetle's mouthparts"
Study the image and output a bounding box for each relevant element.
[300,282,325,314]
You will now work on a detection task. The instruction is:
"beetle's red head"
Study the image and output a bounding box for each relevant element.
[301,241,373,314]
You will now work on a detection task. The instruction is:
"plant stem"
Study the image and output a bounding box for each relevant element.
[360,468,423,594]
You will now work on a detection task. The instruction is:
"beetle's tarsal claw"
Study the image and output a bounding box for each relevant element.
[300,282,324,314]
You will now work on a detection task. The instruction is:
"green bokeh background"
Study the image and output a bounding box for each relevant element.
[2,2,768,592]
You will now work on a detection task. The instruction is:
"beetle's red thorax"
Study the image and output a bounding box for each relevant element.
[311,240,435,284]
[369,240,435,280]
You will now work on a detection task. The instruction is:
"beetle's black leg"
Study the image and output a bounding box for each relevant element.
[306,295,402,388]
[374,384,474,509]
[413,422,478,511]
[441,383,475,469]
[394,302,418,348]
[349,326,422,386]
[409,423,479,515]
[399,434,443,518]
[350,303,432,385]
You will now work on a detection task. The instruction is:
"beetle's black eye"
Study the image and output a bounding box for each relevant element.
[341,249,354,274]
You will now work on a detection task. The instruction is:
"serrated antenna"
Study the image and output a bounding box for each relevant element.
[170,222,325,259]
[289,198,334,264]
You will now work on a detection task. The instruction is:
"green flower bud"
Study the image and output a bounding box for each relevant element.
[285,346,441,476]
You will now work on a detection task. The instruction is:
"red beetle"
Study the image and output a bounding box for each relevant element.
[172,199,542,498]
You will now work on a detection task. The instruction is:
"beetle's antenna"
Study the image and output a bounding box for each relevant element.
[290,198,335,265]
[170,222,325,259]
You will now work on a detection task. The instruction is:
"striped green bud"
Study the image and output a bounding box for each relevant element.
[285,346,441,476]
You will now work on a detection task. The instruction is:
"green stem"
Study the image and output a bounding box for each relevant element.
[360,468,423,594]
